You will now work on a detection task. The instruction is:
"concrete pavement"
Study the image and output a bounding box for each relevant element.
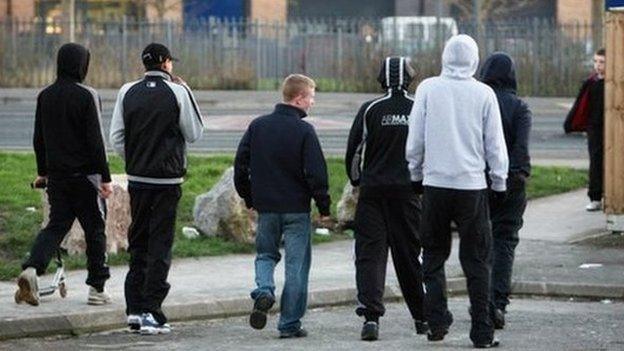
[0,188,622,340]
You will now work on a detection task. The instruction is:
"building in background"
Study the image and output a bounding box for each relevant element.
[183,0,286,22]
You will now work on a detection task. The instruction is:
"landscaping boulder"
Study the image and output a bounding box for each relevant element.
[337,182,359,230]
[193,167,256,244]
[41,174,131,255]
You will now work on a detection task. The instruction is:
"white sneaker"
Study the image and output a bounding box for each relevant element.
[140,313,171,335]
[15,267,39,306]
[87,286,111,305]
[585,201,602,212]
[127,314,142,333]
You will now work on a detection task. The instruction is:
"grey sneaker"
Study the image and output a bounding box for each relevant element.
[15,268,39,306]
[87,286,111,305]
[140,313,171,335]
[585,201,602,211]
[127,314,142,333]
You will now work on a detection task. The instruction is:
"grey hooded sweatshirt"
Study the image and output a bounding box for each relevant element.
[405,34,509,191]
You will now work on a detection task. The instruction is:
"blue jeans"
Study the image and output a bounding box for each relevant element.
[251,212,311,333]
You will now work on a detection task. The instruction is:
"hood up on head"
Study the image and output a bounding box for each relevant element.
[441,34,479,80]
[377,56,414,91]
[479,52,517,93]
[56,43,90,82]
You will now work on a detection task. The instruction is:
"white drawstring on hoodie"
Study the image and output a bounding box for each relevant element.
[405,34,509,192]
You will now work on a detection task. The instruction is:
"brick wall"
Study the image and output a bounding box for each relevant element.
[0,0,35,20]
[557,0,592,24]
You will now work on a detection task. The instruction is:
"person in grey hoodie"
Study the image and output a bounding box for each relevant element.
[406,34,508,349]
[479,52,532,330]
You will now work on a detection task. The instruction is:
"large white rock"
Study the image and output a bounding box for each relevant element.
[41,174,130,255]
[337,182,359,230]
[193,167,256,244]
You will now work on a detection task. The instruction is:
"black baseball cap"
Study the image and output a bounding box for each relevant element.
[141,43,178,66]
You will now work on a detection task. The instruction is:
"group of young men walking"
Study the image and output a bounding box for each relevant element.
[14,33,537,348]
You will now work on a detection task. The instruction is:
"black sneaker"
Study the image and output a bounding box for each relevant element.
[474,337,500,348]
[492,309,505,330]
[427,328,448,341]
[427,311,453,342]
[414,319,429,335]
[279,327,308,338]
[361,321,379,341]
[249,295,275,330]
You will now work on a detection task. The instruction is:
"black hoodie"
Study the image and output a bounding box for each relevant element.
[33,43,111,182]
[345,57,415,198]
[479,52,532,178]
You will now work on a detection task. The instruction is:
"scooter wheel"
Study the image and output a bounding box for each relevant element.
[59,282,67,298]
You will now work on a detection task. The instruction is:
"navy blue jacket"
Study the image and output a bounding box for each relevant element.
[479,52,532,178]
[234,103,331,216]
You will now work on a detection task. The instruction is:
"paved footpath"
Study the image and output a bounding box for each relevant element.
[0,190,622,340]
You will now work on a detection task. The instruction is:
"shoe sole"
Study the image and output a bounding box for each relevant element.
[361,334,378,341]
[15,276,39,306]
[427,330,448,342]
[249,310,267,329]
[474,340,500,348]
[140,327,171,335]
[249,297,273,330]
[87,298,111,306]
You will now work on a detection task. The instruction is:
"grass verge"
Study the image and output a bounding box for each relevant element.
[0,152,587,280]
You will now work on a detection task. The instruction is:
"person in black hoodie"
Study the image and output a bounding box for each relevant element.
[234,74,331,339]
[15,43,112,307]
[345,57,427,341]
[479,52,532,330]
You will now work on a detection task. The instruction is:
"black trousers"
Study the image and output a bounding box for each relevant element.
[354,195,425,321]
[421,186,493,344]
[23,176,110,290]
[124,184,181,324]
[489,177,527,311]
[587,127,604,201]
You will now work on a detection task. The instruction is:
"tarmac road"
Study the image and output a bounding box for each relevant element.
[0,90,586,161]
[2,297,622,351]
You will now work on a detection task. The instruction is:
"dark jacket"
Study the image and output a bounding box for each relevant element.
[109,70,204,185]
[479,52,532,179]
[345,91,415,198]
[234,103,331,216]
[345,57,415,198]
[564,74,603,134]
[33,43,111,182]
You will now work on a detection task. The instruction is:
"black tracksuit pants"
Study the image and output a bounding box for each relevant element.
[124,184,181,324]
[421,186,493,344]
[354,195,425,322]
[489,177,527,312]
[23,176,110,290]
[587,127,604,202]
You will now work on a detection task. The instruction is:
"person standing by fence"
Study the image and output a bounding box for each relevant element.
[564,48,606,211]
[479,52,532,330]
[109,43,204,335]
[345,57,428,341]
[406,34,508,349]
[234,74,331,339]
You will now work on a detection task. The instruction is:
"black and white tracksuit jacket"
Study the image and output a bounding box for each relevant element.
[345,88,415,198]
[109,71,204,184]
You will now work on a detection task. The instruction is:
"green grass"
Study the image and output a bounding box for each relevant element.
[0,152,587,280]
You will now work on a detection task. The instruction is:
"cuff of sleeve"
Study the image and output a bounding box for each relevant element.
[102,170,112,183]
[490,178,507,192]
[410,173,423,182]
